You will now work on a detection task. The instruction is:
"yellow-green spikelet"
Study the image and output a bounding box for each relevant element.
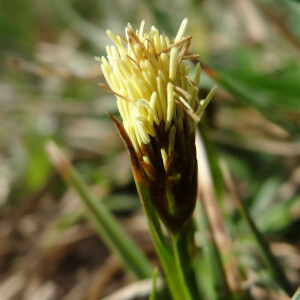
[100,19,216,232]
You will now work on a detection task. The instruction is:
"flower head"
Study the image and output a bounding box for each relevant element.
[99,19,215,233]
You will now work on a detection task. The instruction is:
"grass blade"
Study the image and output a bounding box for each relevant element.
[220,159,294,296]
[46,141,153,279]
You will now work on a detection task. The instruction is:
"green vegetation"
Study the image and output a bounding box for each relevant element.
[0,0,299,299]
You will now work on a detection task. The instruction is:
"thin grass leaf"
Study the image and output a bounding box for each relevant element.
[171,221,202,300]
[257,195,300,233]
[220,159,294,296]
[149,268,159,300]
[46,141,153,279]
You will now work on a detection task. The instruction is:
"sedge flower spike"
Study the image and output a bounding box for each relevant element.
[99,19,216,233]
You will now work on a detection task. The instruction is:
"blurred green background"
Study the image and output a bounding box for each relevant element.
[0,0,299,299]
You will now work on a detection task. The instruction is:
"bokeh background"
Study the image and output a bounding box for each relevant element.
[0,0,300,299]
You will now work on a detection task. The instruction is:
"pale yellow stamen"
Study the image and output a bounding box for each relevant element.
[166,82,174,130]
[149,92,161,124]
[169,47,179,81]
[136,116,156,137]
[107,30,124,49]
[143,155,151,165]
[175,18,188,42]
[139,20,145,38]
[136,98,158,123]
[156,77,167,121]
[196,85,217,117]
[175,96,200,122]
[99,19,215,153]
[161,148,168,169]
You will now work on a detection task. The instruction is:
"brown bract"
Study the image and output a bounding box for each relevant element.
[108,112,197,233]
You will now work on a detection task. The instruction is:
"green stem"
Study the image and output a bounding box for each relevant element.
[149,268,159,300]
[172,237,193,300]
[136,180,200,300]
[171,222,201,300]
[147,220,189,300]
